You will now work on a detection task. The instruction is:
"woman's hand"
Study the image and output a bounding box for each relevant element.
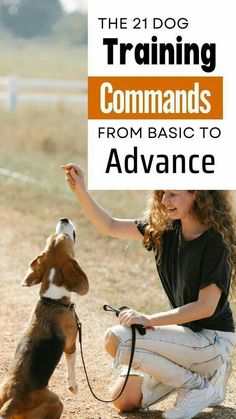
[61,164,86,193]
[118,309,151,328]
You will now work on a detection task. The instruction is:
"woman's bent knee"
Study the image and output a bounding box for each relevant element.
[111,376,142,412]
[104,329,120,358]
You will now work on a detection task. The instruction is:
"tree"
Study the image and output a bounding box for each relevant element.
[1,0,63,38]
[53,11,87,45]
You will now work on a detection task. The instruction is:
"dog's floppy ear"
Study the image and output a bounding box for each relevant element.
[62,258,89,295]
[21,253,46,287]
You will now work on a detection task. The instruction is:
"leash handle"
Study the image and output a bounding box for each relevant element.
[103,304,146,336]
[103,304,121,316]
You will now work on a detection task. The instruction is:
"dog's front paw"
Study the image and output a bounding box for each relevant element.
[67,380,78,395]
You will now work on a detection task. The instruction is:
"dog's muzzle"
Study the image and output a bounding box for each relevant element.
[56,218,76,242]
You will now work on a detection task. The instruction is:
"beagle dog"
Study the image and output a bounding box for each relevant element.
[0,218,88,419]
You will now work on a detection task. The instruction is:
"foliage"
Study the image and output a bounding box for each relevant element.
[53,11,87,45]
[0,0,63,38]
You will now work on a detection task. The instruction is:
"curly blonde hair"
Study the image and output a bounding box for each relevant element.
[143,191,236,298]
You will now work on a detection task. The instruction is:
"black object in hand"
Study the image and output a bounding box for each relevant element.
[103,304,146,335]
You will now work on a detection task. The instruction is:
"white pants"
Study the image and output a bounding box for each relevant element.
[111,324,236,408]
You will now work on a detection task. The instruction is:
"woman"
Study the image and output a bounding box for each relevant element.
[62,164,236,419]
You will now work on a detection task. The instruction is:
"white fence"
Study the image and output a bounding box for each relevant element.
[0,75,87,111]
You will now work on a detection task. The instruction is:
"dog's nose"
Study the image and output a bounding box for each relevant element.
[59,218,69,224]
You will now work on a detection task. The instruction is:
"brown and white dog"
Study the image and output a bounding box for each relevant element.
[0,219,89,419]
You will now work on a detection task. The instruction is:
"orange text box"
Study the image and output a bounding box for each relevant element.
[88,77,223,119]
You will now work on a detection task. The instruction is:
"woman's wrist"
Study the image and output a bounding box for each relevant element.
[74,184,88,199]
[146,313,159,327]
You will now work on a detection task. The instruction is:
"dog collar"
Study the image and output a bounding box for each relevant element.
[40,296,75,310]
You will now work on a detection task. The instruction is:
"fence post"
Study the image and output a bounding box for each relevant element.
[6,75,18,112]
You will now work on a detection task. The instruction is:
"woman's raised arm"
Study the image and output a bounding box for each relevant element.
[61,164,143,241]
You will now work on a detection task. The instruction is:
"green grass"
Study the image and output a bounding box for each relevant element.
[0,38,88,199]
[0,105,87,156]
[0,39,87,79]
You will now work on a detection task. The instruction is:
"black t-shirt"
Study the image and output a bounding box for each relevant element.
[136,220,235,332]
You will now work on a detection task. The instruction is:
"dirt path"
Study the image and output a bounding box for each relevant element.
[0,205,235,418]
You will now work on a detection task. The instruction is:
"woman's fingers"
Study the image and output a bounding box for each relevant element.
[70,168,81,181]
[66,171,76,187]
[118,309,150,328]
[119,309,139,326]
[61,163,77,170]
[66,171,74,182]
[61,163,83,175]
[62,163,86,192]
